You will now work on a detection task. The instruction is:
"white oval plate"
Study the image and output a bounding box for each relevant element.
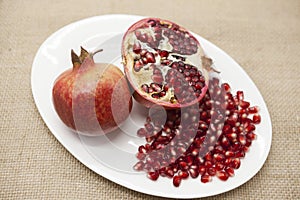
[31,14,272,199]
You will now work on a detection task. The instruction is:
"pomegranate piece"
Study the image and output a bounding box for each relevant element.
[52,47,132,135]
[122,18,215,109]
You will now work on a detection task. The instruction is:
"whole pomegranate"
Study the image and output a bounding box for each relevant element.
[122,18,215,109]
[52,47,133,136]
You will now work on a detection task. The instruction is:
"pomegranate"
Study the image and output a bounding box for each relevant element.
[133,77,261,187]
[122,18,216,109]
[52,47,132,135]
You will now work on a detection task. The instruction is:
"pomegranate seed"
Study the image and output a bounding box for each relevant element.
[216,171,229,181]
[240,100,250,109]
[147,171,159,181]
[221,83,231,92]
[133,161,144,171]
[201,174,212,183]
[253,114,261,124]
[198,165,206,175]
[138,145,147,154]
[246,132,257,140]
[133,42,141,54]
[173,176,182,187]
[225,167,235,177]
[238,135,247,145]
[237,91,244,101]
[248,106,260,114]
[225,150,235,157]
[159,50,169,58]
[207,167,217,176]
[231,158,241,169]
[215,162,225,171]
[189,168,199,178]
[178,170,189,179]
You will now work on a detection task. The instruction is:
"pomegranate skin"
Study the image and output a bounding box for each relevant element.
[122,18,211,109]
[52,48,132,135]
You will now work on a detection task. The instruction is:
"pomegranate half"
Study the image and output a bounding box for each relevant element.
[122,18,213,109]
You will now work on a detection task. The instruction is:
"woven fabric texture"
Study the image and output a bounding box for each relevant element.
[0,0,299,199]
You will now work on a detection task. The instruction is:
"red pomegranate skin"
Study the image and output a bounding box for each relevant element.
[52,49,132,135]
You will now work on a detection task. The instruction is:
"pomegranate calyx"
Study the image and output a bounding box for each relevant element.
[201,56,220,73]
[71,47,104,70]
[71,49,81,69]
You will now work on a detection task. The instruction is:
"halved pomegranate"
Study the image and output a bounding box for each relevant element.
[122,18,214,109]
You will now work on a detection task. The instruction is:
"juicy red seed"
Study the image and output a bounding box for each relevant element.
[204,161,213,168]
[201,174,211,183]
[147,171,159,181]
[173,176,182,187]
[246,132,257,140]
[240,100,250,109]
[222,83,231,92]
[248,106,260,114]
[136,152,146,160]
[178,170,189,179]
[237,91,244,101]
[198,165,206,175]
[137,128,147,137]
[138,145,147,154]
[245,124,256,132]
[216,171,229,181]
[207,167,217,176]
[133,161,144,171]
[238,135,247,145]
[141,84,149,93]
[189,168,199,178]
[225,150,235,157]
[133,42,141,54]
[145,52,156,63]
[215,163,225,171]
[159,50,169,58]
[231,158,241,169]
[225,167,235,177]
[253,114,261,124]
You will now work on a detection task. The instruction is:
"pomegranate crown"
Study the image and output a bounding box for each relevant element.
[71,47,103,68]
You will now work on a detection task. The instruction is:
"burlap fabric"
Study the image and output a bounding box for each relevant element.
[1,0,299,199]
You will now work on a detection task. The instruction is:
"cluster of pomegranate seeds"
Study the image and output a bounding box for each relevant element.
[124,18,208,106]
[133,77,261,187]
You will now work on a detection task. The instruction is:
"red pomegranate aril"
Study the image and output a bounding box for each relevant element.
[235,150,245,158]
[248,106,260,114]
[238,135,247,145]
[225,150,235,157]
[215,162,225,171]
[217,171,229,181]
[237,91,244,101]
[173,176,182,187]
[136,152,146,160]
[245,123,256,132]
[133,161,145,171]
[133,42,141,53]
[253,114,261,124]
[222,83,231,92]
[246,132,257,140]
[240,100,250,109]
[207,167,217,176]
[178,170,189,179]
[231,158,241,169]
[201,174,212,183]
[198,165,207,175]
[148,171,159,181]
[225,167,235,177]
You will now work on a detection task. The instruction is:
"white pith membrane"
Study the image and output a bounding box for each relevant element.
[123,19,209,107]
